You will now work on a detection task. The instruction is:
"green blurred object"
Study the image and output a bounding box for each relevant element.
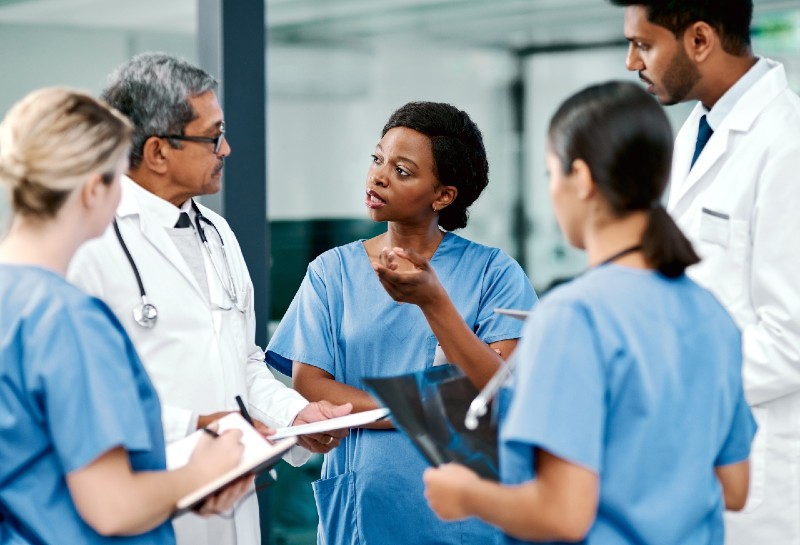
[270,219,385,321]
[258,455,324,545]
[752,10,800,54]
[261,219,384,544]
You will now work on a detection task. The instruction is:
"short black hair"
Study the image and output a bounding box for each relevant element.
[382,101,489,231]
[608,0,752,55]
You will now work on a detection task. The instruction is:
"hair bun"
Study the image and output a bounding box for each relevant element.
[0,144,30,187]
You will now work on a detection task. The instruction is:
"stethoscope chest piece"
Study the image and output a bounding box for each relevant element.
[133,298,158,329]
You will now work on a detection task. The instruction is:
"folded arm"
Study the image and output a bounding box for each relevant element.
[293,362,393,430]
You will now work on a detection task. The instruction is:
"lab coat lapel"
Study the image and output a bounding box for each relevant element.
[669,104,728,214]
[117,178,207,301]
[669,63,785,217]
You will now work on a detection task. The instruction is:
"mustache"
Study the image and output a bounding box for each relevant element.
[213,159,224,175]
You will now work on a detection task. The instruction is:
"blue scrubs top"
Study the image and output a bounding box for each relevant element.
[0,265,174,545]
[500,265,756,545]
[267,232,537,545]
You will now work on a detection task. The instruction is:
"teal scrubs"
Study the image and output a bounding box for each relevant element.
[0,265,174,545]
[267,232,537,545]
[500,265,757,545]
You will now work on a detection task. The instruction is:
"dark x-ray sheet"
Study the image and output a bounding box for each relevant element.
[363,364,499,480]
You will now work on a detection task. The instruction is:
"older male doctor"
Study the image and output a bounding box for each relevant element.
[613,1,800,543]
[69,53,349,545]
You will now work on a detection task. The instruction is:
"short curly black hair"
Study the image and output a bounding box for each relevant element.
[381,101,489,231]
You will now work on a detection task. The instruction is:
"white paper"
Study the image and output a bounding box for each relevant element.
[269,408,391,440]
[166,412,297,513]
[493,308,533,320]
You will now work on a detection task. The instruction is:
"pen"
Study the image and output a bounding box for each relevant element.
[202,427,220,438]
[235,395,254,427]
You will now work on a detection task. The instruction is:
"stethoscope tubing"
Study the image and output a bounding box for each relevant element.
[191,201,238,305]
[112,199,239,328]
[113,219,147,299]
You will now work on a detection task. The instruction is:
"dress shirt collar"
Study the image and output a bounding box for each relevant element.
[121,175,194,228]
[704,57,771,130]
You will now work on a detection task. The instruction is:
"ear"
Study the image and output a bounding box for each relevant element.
[434,185,458,211]
[140,135,171,175]
[683,21,716,63]
[79,173,107,210]
[571,159,595,201]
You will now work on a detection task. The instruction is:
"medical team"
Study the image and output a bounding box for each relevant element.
[1,0,798,544]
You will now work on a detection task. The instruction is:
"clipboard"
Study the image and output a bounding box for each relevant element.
[269,408,390,440]
[166,412,297,515]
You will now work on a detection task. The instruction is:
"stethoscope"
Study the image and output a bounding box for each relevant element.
[113,200,240,328]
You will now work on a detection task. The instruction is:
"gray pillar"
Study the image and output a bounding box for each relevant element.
[198,0,270,347]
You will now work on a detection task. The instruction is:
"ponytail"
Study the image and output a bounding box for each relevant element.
[642,206,699,278]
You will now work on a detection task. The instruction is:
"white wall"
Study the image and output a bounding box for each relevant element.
[266,39,521,257]
[0,23,195,234]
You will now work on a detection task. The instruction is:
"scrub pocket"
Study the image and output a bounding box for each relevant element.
[312,471,360,545]
[741,406,768,513]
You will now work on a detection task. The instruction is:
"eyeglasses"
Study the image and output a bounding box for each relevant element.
[158,122,226,154]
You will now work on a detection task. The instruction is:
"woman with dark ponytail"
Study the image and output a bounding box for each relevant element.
[424,82,756,545]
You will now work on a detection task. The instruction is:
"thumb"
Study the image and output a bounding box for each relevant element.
[329,402,353,417]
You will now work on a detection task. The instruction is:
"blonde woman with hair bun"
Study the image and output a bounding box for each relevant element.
[0,87,250,545]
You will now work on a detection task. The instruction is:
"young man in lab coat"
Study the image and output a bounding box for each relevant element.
[611,1,800,543]
[69,53,350,545]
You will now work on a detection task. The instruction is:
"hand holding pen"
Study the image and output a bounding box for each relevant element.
[197,397,274,437]
[234,394,277,440]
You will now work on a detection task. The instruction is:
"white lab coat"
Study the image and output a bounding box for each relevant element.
[69,176,310,545]
[668,60,800,545]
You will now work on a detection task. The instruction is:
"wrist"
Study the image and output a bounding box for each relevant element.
[457,480,476,518]
[419,284,448,311]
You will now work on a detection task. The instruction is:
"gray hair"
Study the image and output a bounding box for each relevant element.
[101,52,217,169]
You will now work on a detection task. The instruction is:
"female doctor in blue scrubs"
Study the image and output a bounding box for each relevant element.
[0,88,249,545]
[423,82,757,544]
[267,101,537,544]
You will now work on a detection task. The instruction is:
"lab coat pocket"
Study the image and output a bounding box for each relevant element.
[698,208,748,300]
[699,207,730,247]
[740,406,768,513]
[312,471,360,545]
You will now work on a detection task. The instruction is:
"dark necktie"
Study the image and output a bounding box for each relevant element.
[690,115,714,169]
[174,212,192,228]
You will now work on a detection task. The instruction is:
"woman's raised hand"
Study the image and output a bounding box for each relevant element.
[372,247,446,308]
